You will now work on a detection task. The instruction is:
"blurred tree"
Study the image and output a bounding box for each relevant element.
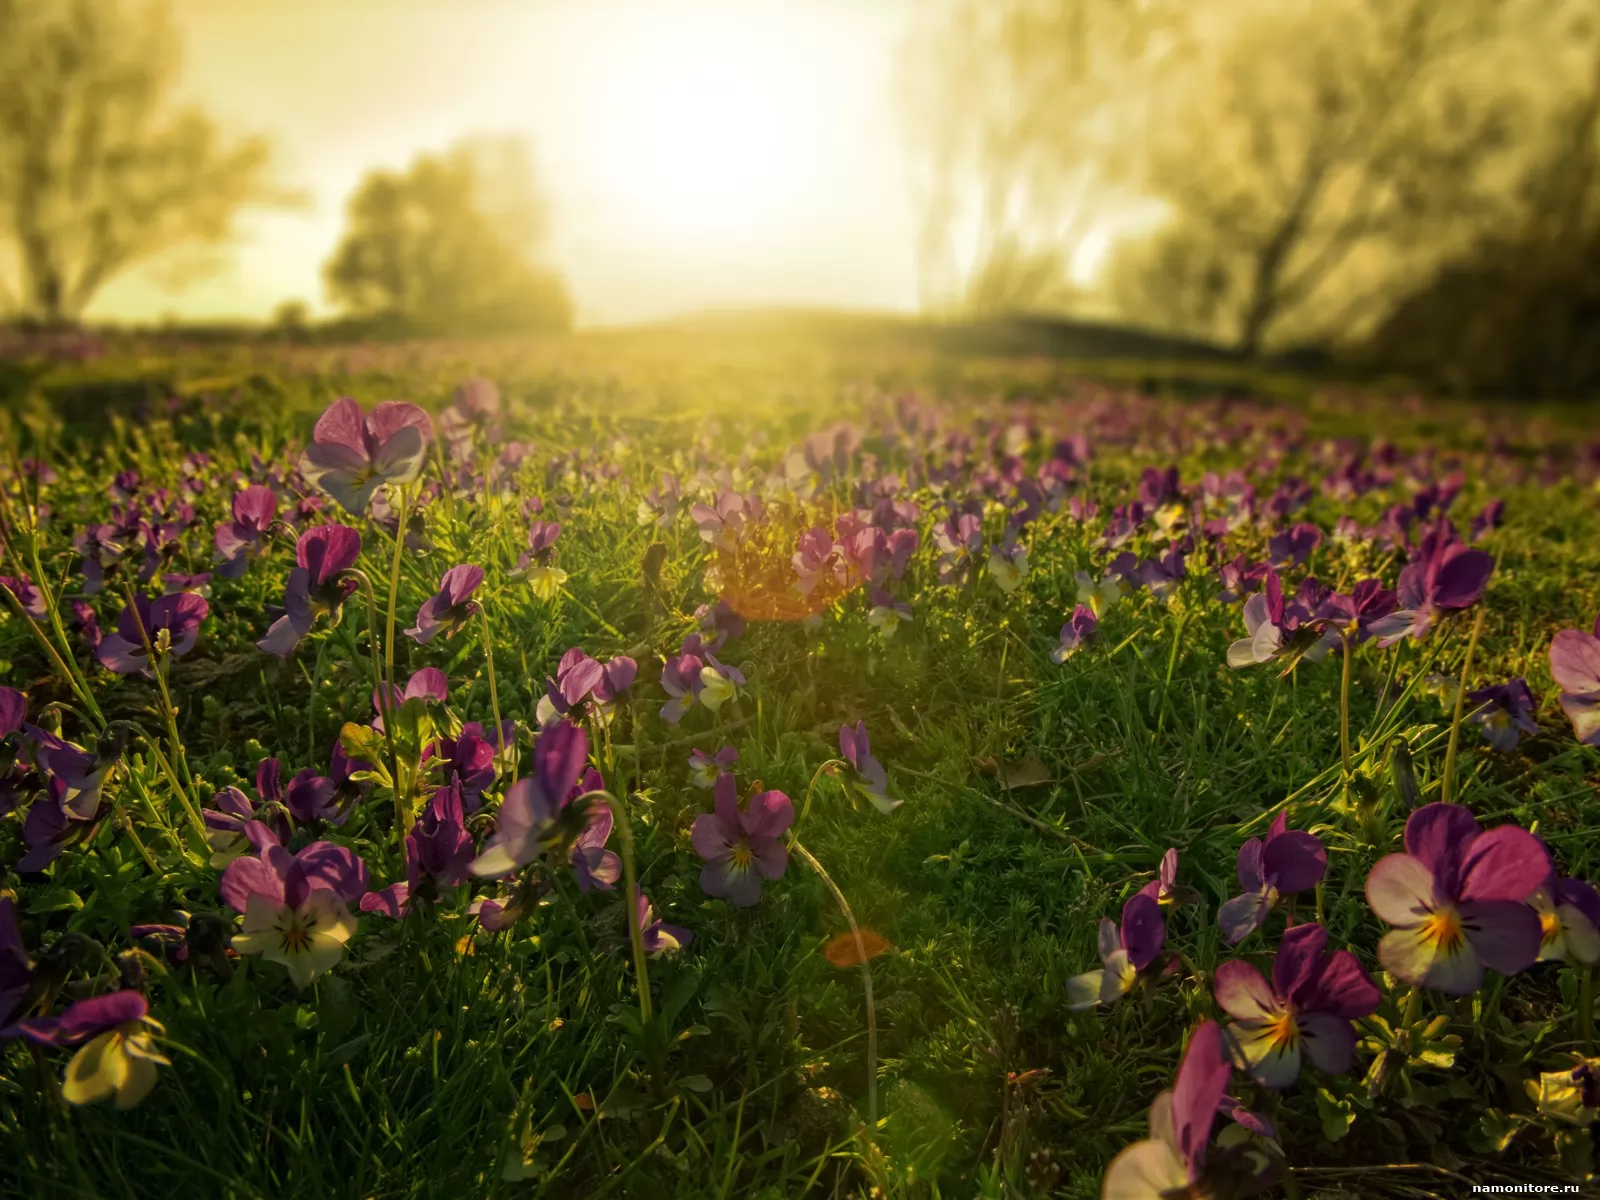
[1113,0,1547,354]
[897,0,1183,317]
[323,138,572,335]
[0,0,276,323]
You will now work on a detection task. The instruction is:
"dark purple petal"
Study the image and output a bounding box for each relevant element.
[1297,1012,1358,1074]
[439,564,484,606]
[1234,838,1265,892]
[1271,921,1328,999]
[1263,830,1327,894]
[1404,803,1481,899]
[1432,546,1493,610]
[1119,893,1165,970]
[0,687,26,738]
[1299,948,1380,1019]
[1459,899,1543,975]
[1171,1021,1231,1182]
[1459,825,1549,904]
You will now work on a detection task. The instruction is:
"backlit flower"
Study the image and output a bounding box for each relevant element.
[95,592,208,677]
[1365,802,1546,993]
[1052,604,1098,663]
[7,991,168,1109]
[470,721,590,877]
[1100,1020,1231,1199]
[635,893,693,955]
[690,774,793,907]
[1549,611,1600,746]
[257,524,362,657]
[1218,814,1327,944]
[1214,922,1379,1088]
[300,397,433,515]
[1066,893,1165,1010]
[839,720,901,814]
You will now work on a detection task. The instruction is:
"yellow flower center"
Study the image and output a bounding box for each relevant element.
[1267,1010,1299,1050]
[730,843,754,872]
[1541,909,1563,944]
[1421,907,1466,951]
[278,908,318,954]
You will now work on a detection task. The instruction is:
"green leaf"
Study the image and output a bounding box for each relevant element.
[1315,1087,1356,1142]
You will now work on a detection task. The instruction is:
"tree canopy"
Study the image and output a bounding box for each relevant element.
[323,138,572,335]
[0,0,277,323]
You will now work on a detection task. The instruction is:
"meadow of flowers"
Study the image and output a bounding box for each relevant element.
[0,345,1598,1197]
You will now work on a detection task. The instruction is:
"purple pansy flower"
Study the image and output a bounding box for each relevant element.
[1227,569,1320,669]
[0,574,47,621]
[220,822,368,987]
[1465,678,1538,752]
[515,520,566,600]
[73,524,126,593]
[1549,611,1600,746]
[257,524,362,657]
[1268,522,1322,568]
[0,898,32,1027]
[6,990,168,1109]
[470,721,590,877]
[1218,813,1327,944]
[659,653,705,725]
[568,768,621,893]
[405,564,484,644]
[1051,604,1098,663]
[285,767,344,825]
[214,485,278,578]
[536,648,637,726]
[1137,848,1181,905]
[1369,521,1494,645]
[0,687,24,740]
[635,893,693,955]
[839,721,901,814]
[1365,802,1547,993]
[299,397,433,515]
[1214,922,1380,1088]
[1066,892,1166,1009]
[1315,579,1399,644]
[1100,1020,1232,1198]
[361,782,476,917]
[94,593,208,677]
[688,745,738,789]
[1529,862,1600,967]
[689,774,794,907]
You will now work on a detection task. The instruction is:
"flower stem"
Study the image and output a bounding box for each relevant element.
[121,583,197,802]
[1440,607,1486,807]
[352,570,406,834]
[384,486,409,695]
[1339,632,1354,780]
[596,791,652,1025]
[790,838,878,1130]
[794,758,844,835]
[478,606,506,779]
[1581,967,1595,1055]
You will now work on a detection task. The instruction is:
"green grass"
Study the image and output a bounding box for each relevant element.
[0,338,1597,1198]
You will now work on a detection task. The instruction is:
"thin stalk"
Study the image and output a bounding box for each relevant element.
[146,740,207,839]
[384,486,409,694]
[0,583,100,724]
[1155,605,1189,736]
[478,605,507,779]
[1581,967,1595,1055]
[593,791,652,1025]
[1440,607,1486,807]
[118,815,161,874]
[1339,632,1354,780]
[122,760,190,860]
[27,532,104,726]
[121,583,196,797]
[790,838,877,1130]
[350,570,406,833]
[794,758,844,835]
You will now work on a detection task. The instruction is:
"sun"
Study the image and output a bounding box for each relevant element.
[578,4,837,246]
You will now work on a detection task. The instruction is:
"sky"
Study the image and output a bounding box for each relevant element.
[88,0,922,328]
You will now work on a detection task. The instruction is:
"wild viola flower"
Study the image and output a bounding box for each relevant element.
[95,592,208,677]
[1267,522,1322,568]
[405,564,484,644]
[0,574,47,620]
[691,490,757,553]
[73,524,125,593]
[515,520,566,601]
[637,474,681,528]
[203,781,289,866]
[1216,555,1268,605]
[1368,520,1494,646]
[0,687,24,740]
[1227,570,1320,670]
[1470,499,1505,541]
[1548,611,1600,745]
[698,654,744,713]
[1066,893,1165,1010]
[258,524,362,657]
[470,721,590,877]
[1315,578,1398,644]
[361,783,475,917]
[7,991,168,1109]
[1214,922,1380,1089]
[285,767,344,825]
[688,745,738,789]
[635,894,693,955]
[1218,813,1327,944]
[866,586,913,639]
[933,512,983,583]
[1075,567,1125,616]
[535,648,637,727]
[792,527,837,596]
[1100,1020,1232,1198]
[1137,550,1186,603]
[299,397,433,515]
[568,769,621,893]
[839,721,902,814]
[1465,678,1538,752]
[690,775,794,907]
[221,824,367,987]
[1366,802,1547,994]
[1051,604,1099,662]
[214,485,278,578]
[659,653,704,725]
[1529,864,1600,966]
[986,537,1029,593]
